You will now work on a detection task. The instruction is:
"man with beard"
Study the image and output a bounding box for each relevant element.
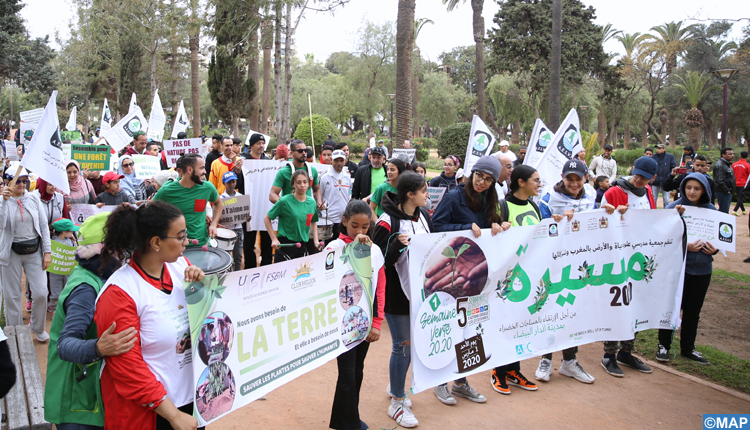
[153,153,222,247]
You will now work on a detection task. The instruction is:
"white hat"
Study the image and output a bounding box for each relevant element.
[456,168,465,179]
[499,140,510,147]
[332,150,346,160]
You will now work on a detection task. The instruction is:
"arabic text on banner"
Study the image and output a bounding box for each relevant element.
[185,242,372,425]
[681,206,736,253]
[407,209,685,393]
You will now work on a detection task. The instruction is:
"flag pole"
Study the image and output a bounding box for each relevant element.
[8,165,23,188]
[308,93,315,159]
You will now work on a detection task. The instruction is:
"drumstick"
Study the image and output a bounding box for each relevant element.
[277,242,302,248]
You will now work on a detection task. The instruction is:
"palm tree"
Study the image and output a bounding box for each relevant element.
[443,0,487,121]
[645,21,697,76]
[616,32,648,61]
[189,0,201,134]
[674,71,720,147]
[412,17,434,137]
[548,0,562,131]
[396,0,416,147]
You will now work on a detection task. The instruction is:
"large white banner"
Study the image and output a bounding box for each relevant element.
[102,107,148,152]
[407,209,685,393]
[535,109,583,195]
[682,206,736,253]
[21,91,70,195]
[147,89,166,142]
[185,241,373,425]
[463,115,497,174]
[524,118,553,167]
[163,138,202,168]
[243,160,329,232]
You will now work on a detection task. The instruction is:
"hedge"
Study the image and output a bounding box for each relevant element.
[437,122,471,159]
[611,147,729,170]
[293,114,340,155]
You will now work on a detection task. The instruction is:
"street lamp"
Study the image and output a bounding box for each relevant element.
[388,94,396,154]
[579,105,589,131]
[712,69,739,147]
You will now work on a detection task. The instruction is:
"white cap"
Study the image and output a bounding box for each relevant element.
[331,149,346,160]
[456,168,464,179]
[499,140,510,147]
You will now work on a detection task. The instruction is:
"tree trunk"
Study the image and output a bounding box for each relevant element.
[623,118,630,150]
[395,0,415,147]
[170,43,180,132]
[471,0,486,121]
[548,0,562,131]
[274,2,283,142]
[150,47,157,102]
[248,20,260,131]
[707,119,717,149]
[190,33,201,134]
[597,109,607,148]
[283,2,292,143]
[412,51,419,138]
[728,127,737,144]
[511,119,520,145]
[659,108,669,147]
[609,118,617,145]
[669,115,678,148]
[641,120,648,147]
[688,125,701,148]
[85,89,90,136]
[261,19,273,134]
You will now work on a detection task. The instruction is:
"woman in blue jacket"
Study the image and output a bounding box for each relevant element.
[658,173,717,364]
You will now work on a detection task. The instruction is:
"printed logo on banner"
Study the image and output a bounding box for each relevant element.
[49,128,63,150]
[535,129,552,153]
[548,224,558,237]
[599,217,609,229]
[556,124,577,159]
[326,252,335,270]
[572,220,581,232]
[124,117,141,137]
[103,108,111,124]
[292,261,316,291]
[515,343,532,356]
[264,269,286,283]
[659,312,673,325]
[719,222,733,243]
[455,335,487,373]
[471,130,492,157]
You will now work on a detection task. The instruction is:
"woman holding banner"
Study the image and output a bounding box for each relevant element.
[65,160,96,205]
[0,168,52,342]
[95,201,204,430]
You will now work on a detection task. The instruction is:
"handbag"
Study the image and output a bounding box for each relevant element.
[11,237,40,255]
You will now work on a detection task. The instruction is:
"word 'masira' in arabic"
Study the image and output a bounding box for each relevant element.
[552,239,674,260]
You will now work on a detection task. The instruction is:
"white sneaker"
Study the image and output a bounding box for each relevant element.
[535,357,552,382]
[559,359,595,384]
[388,398,418,428]
[386,383,412,408]
[35,331,50,342]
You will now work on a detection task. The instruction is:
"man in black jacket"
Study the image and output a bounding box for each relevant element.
[352,146,387,200]
[713,147,735,213]
[664,154,715,201]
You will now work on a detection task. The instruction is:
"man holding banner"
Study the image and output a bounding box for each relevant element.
[240,133,273,268]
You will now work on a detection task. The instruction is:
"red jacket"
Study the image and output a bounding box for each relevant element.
[732,159,750,188]
[603,184,656,209]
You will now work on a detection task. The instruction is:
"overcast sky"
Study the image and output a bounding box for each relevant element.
[22,0,748,64]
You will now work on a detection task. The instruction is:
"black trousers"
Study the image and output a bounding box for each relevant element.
[543,346,578,361]
[658,272,712,353]
[275,236,309,261]
[329,341,370,430]
[244,230,273,268]
[734,188,746,212]
[156,403,204,430]
[492,361,520,379]
[323,224,341,246]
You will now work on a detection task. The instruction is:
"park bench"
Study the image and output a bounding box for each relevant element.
[1,325,51,430]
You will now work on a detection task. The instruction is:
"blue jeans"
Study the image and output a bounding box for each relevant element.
[651,185,670,208]
[385,313,411,399]
[716,191,732,213]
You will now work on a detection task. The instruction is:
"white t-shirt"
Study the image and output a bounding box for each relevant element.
[601,192,651,210]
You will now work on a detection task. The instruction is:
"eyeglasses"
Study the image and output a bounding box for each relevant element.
[295,149,307,154]
[164,232,188,242]
[121,163,134,168]
[474,173,494,185]
[16,179,28,184]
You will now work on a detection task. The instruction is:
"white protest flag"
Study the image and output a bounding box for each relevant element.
[100,98,113,134]
[171,100,189,138]
[534,108,583,195]
[65,106,77,131]
[128,92,138,114]
[21,91,70,195]
[524,118,554,167]
[244,128,271,151]
[147,89,166,142]
[464,115,497,174]
[102,107,148,152]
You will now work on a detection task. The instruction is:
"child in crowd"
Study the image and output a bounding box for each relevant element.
[594,175,610,208]
[95,172,136,207]
[48,218,79,313]
[221,171,246,272]
[265,170,320,261]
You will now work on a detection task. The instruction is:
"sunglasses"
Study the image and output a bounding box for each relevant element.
[295,149,307,154]
[121,163,134,168]
[16,179,28,184]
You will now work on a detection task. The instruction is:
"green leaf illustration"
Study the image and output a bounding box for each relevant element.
[442,246,456,258]
[456,243,471,257]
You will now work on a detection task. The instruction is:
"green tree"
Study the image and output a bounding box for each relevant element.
[436,122,471,158]
[674,71,720,147]
[293,114,339,155]
[418,72,469,131]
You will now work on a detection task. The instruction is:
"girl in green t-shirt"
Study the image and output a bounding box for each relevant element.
[370,158,409,222]
[265,170,320,260]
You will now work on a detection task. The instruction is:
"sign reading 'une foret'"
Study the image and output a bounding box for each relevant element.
[71,144,112,171]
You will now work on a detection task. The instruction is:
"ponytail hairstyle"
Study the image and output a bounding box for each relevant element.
[510,165,537,193]
[339,199,373,237]
[594,175,608,190]
[396,171,426,206]
[388,158,409,177]
[101,201,184,268]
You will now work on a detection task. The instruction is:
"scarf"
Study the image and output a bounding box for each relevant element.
[65,159,93,201]
[612,177,647,197]
[118,155,143,198]
[36,178,54,202]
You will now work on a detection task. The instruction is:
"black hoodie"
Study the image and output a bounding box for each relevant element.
[372,191,433,315]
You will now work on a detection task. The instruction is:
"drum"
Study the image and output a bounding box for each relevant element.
[183,247,233,276]
[318,224,334,241]
[215,228,237,251]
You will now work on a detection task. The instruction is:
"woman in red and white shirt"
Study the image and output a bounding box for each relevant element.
[95,201,204,430]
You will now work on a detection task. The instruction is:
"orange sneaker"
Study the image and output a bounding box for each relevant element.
[506,370,538,391]
[491,369,511,394]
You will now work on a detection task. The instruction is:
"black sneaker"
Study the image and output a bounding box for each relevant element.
[601,356,624,377]
[681,350,710,365]
[617,352,652,373]
[655,344,670,362]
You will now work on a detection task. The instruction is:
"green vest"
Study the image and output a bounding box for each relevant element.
[44,265,105,426]
[506,200,541,227]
